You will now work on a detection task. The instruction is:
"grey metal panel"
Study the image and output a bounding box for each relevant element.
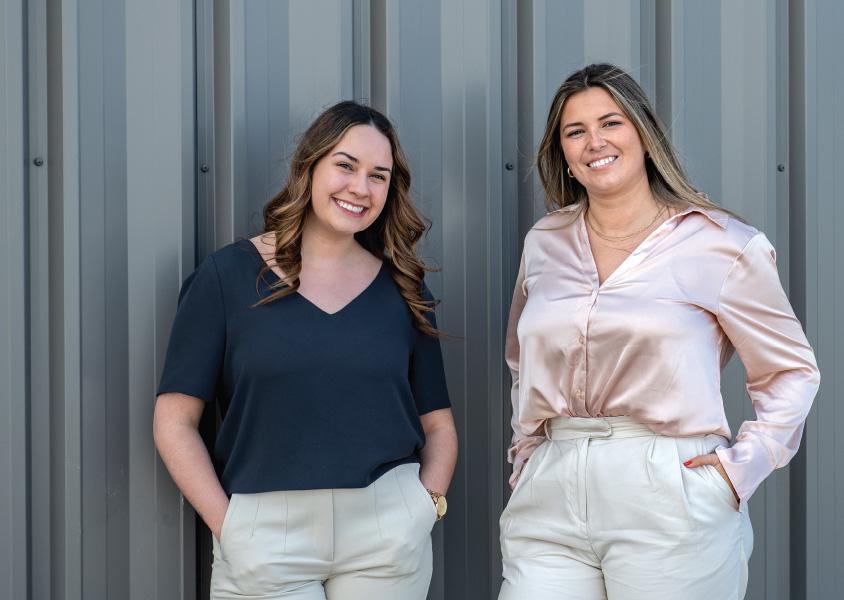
[27,0,52,597]
[407,0,507,596]
[0,1,30,599]
[76,1,128,597]
[125,0,196,598]
[56,1,84,598]
[663,1,723,201]
[73,0,131,597]
[800,1,843,597]
[353,0,371,103]
[213,0,246,246]
[243,0,291,234]
[197,0,217,261]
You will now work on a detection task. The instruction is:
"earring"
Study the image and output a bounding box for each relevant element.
[567,167,574,178]
[644,151,650,159]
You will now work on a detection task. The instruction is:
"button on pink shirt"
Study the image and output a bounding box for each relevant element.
[506,204,820,509]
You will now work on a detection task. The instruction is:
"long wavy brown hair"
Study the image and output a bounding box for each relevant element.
[259,100,439,336]
[537,63,741,220]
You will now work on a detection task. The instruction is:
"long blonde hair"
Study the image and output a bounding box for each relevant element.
[260,101,439,336]
[537,63,740,219]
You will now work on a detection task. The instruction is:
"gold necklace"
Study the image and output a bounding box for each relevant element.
[586,204,667,243]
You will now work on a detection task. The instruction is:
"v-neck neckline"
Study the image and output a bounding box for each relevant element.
[246,240,386,317]
[579,208,683,289]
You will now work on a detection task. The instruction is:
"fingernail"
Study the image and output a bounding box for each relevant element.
[683,460,693,467]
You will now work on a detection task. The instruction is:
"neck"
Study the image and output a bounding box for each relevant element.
[585,176,660,235]
[300,214,360,267]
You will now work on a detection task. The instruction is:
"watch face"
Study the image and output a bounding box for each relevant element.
[435,495,447,517]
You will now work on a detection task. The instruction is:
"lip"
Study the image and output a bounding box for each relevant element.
[332,197,369,218]
[586,155,618,170]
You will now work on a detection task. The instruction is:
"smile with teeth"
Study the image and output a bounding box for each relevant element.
[333,197,367,215]
[588,156,618,169]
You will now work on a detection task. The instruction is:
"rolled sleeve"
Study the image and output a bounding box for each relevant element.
[715,233,820,508]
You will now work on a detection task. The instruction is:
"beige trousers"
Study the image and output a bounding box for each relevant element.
[211,463,436,599]
[500,416,753,600]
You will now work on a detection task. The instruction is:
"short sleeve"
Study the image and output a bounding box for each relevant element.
[408,284,451,415]
[157,255,227,402]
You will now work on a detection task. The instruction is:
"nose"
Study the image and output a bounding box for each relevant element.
[586,128,607,151]
[347,171,369,197]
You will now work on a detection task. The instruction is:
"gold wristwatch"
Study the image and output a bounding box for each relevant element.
[427,489,447,521]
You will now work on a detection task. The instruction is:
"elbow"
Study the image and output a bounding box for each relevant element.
[152,393,204,451]
[152,398,168,452]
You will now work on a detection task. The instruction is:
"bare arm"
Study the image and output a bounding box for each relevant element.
[418,407,458,494]
[153,393,229,538]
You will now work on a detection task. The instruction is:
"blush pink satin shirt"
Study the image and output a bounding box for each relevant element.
[506,204,820,509]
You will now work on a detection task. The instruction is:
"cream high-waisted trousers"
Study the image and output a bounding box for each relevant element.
[211,463,437,600]
[499,416,753,600]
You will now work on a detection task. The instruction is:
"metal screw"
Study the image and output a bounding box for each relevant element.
[777,164,785,172]
[33,157,44,167]
[200,164,210,173]
[505,162,515,171]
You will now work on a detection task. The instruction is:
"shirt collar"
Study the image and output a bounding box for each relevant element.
[676,205,729,229]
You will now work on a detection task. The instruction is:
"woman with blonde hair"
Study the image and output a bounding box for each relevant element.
[154,101,457,599]
[499,63,819,599]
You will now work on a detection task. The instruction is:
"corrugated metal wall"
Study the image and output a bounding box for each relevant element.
[1,0,840,598]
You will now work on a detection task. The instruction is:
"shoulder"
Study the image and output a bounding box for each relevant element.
[682,206,763,256]
[524,204,580,245]
[205,238,262,274]
[531,204,580,231]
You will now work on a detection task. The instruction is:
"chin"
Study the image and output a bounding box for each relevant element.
[329,218,374,236]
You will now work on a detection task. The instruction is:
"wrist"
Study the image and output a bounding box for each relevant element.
[426,489,448,521]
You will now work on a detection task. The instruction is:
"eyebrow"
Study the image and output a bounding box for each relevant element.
[332,151,392,172]
[562,112,625,130]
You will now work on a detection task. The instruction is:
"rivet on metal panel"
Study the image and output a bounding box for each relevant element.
[200,164,210,173]
[777,164,785,172]
[33,157,44,166]
[505,162,514,171]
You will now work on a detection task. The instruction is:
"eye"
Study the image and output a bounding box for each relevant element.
[370,173,387,182]
[565,129,584,138]
[336,162,354,171]
[602,120,622,128]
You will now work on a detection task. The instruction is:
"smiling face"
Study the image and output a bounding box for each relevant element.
[560,86,649,200]
[309,124,394,238]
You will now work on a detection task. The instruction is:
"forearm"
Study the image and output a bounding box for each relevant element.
[153,417,229,538]
[419,424,458,494]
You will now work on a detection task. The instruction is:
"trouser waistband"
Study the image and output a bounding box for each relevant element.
[544,416,657,440]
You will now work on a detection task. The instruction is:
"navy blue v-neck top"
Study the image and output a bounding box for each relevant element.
[157,240,451,494]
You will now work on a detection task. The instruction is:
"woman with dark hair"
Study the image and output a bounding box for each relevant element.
[499,64,819,599]
[154,101,457,600]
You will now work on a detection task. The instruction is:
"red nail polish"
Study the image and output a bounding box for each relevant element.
[683,460,693,467]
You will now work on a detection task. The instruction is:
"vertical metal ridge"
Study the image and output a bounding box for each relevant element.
[57,1,83,598]
[353,0,371,103]
[1,1,31,598]
[654,0,672,132]
[787,0,808,593]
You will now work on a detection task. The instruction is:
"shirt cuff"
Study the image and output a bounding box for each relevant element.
[507,435,546,489]
[714,440,774,513]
